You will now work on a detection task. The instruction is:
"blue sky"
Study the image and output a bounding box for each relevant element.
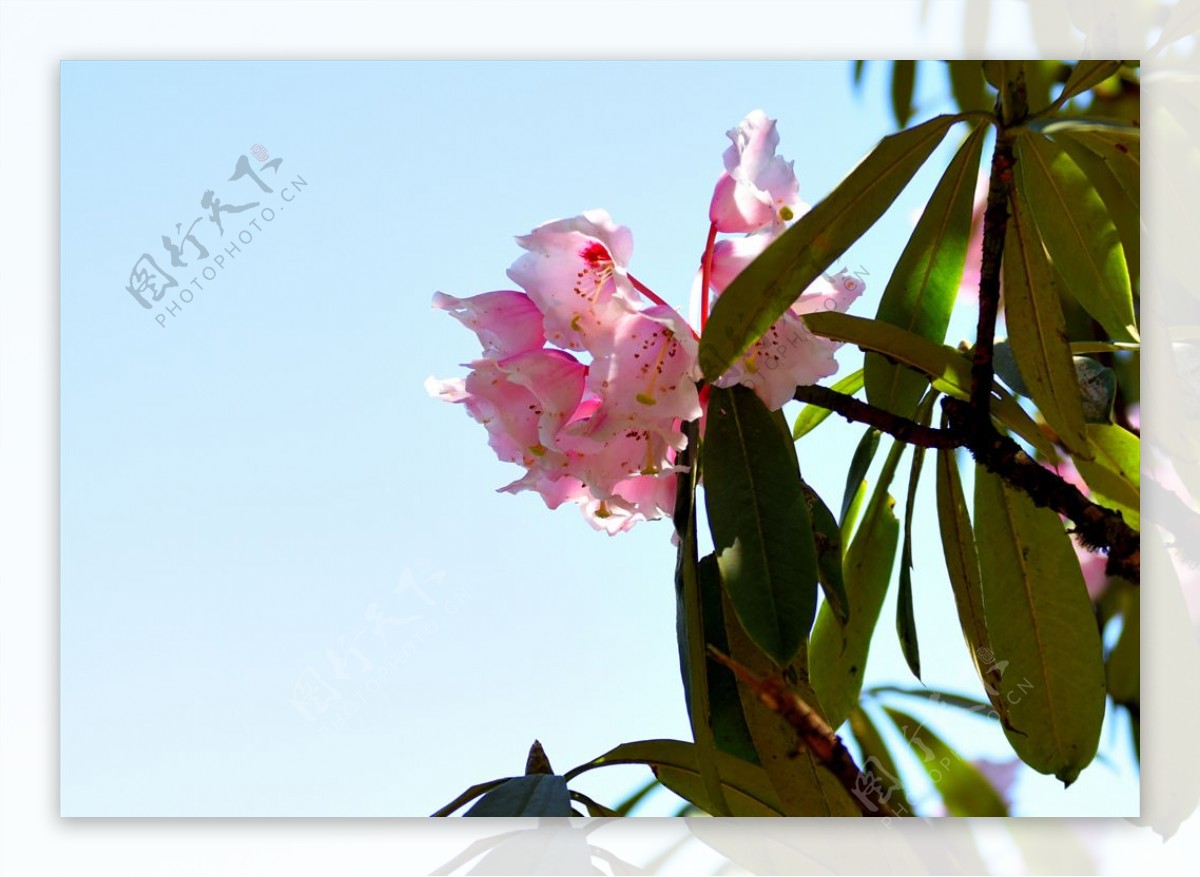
[60,60,1136,817]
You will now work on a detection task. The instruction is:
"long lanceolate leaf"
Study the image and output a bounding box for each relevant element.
[699,114,964,381]
[1048,60,1123,111]
[973,466,1106,785]
[1003,184,1092,457]
[935,446,1009,725]
[674,422,730,814]
[564,739,786,816]
[721,588,860,815]
[1014,131,1139,342]
[896,396,937,681]
[810,437,906,730]
[882,707,1009,816]
[865,123,987,417]
[803,310,1057,459]
[704,385,819,666]
[462,774,574,816]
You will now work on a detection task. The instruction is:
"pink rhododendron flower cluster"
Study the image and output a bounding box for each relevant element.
[428,111,864,532]
[703,110,865,410]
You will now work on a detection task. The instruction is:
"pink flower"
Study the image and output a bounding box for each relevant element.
[506,209,640,353]
[432,290,546,358]
[586,306,702,427]
[426,349,587,469]
[710,267,865,411]
[709,110,804,234]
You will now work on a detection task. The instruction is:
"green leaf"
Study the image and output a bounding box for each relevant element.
[882,707,1009,816]
[431,777,512,817]
[565,739,785,816]
[612,777,659,816]
[1074,423,1140,529]
[1003,181,1091,457]
[1054,131,1139,289]
[1044,122,1140,209]
[891,60,917,128]
[841,427,881,526]
[853,59,866,88]
[803,310,1057,459]
[700,114,962,380]
[1050,60,1123,111]
[841,476,868,545]
[674,421,730,815]
[704,385,819,665]
[848,705,914,815]
[935,447,1011,725]
[721,590,861,815]
[866,123,987,416]
[802,481,850,624]
[896,399,935,680]
[1106,589,1140,707]
[946,60,990,113]
[867,684,997,718]
[810,439,905,729]
[570,790,621,817]
[698,553,759,763]
[973,465,1107,784]
[1014,131,1138,342]
[463,774,574,816]
[793,369,864,439]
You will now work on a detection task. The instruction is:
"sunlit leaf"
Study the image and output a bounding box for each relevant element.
[722,590,861,815]
[841,427,881,525]
[866,123,987,416]
[867,684,996,717]
[849,705,914,815]
[1050,60,1123,111]
[801,481,850,624]
[1014,131,1138,342]
[973,465,1106,784]
[704,385,819,665]
[700,114,962,380]
[803,310,1057,459]
[934,448,1010,726]
[1074,423,1140,529]
[1054,131,1139,289]
[946,60,991,113]
[1003,182,1091,456]
[564,739,785,816]
[882,707,1009,816]
[896,398,935,680]
[810,439,905,729]
[793,369,864,439]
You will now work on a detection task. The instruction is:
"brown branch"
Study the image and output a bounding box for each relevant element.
[943,399,1139,580]
[707,647,899,818]
[969,125,1017,426]
[793,384,959,448]
[789,384,1140,579]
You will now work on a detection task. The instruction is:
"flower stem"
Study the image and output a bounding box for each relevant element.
[699,222,718,331]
